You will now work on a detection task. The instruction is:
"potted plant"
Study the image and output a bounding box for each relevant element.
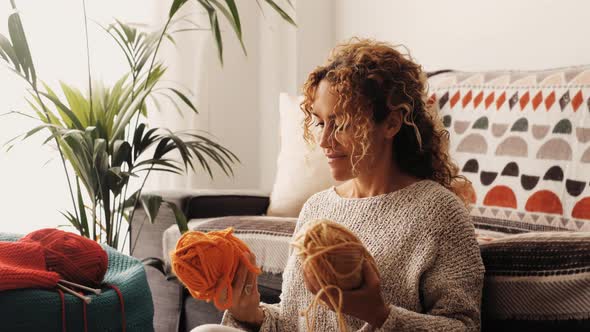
[0,0,295,251]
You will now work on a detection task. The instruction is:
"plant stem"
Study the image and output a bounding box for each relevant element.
[116,76,137,245]
[82,0,93,123]
[92,200,97,241]
[123,73,138,145]
[78,0,94,240]
[130,18,172,135]
[114,184,124,246]
[125,219,143,256]
[126,17,173,252]
[99,199,103,241]
[115,163,130,249]
[93,165,108,244]
[109,193,118,248]
[127,167,154,255]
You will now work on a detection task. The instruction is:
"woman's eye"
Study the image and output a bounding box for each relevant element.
[315,122,324,128]
[330,120,343,131]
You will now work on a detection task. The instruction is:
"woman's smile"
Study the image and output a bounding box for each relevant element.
[325,152,347,164]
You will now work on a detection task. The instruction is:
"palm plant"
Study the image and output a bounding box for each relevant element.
[0,0,295,251]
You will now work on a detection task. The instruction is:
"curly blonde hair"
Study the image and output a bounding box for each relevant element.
[301,38,472,205]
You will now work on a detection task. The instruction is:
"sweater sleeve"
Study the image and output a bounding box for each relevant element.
[221,303,281,332]
[373,203,485,332]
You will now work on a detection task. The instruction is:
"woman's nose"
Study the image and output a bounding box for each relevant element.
[318,127,333,149]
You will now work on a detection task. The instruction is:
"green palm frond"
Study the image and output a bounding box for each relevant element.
[0,3,36,84]
[262,0,296,27]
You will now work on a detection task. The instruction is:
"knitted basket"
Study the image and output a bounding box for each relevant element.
[0,233,154,332]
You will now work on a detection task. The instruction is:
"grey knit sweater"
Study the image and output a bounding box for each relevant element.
[222,180,485,331]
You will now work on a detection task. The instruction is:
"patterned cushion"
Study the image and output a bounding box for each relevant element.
[428,66,590,233]
[429,67,590,329]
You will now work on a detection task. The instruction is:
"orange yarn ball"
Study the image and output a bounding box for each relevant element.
[170,227,261,310]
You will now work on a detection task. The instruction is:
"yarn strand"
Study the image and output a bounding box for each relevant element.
[57,288,66,332]
[109,284,126,332]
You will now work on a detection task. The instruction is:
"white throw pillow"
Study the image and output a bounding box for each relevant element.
[266,93,339,217]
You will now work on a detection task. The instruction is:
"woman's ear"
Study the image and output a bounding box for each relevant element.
[384,111,402,139]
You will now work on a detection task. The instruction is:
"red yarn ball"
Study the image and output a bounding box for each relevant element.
[20,228,108,287]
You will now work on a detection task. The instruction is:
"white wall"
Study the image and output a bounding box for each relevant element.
[145,1,264,192]
[332,0,590,71]
[258,0,335,191]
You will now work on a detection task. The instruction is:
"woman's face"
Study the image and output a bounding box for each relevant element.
[311,80,388,181]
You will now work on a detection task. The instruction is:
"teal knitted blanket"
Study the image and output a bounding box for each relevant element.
[0,233,154,331]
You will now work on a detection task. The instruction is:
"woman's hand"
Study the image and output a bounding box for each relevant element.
[227,252,264,326]
[303,259,391,328]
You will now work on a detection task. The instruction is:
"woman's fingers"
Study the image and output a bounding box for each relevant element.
[361,259,380,288]
[244,266,257,297]
[247,251,257,265]
[302,264,320,294]
[231,254,249,300]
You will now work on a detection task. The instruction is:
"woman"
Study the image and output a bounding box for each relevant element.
[194,38,484,332]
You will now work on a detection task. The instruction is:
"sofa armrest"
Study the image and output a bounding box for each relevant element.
[129,189,270,260]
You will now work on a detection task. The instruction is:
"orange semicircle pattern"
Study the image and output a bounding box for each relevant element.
[483,185,517,209]
[525,190,564,215]
[572,197,590,220]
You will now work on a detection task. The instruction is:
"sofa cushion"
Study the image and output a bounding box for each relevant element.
[479,231,590,328]
[429,66,590,233]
